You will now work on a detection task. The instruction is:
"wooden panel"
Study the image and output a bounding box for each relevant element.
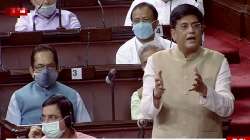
[0,14,16,32]
[1,40,126,69]
[114,79,142,120]
[67,5,129,27]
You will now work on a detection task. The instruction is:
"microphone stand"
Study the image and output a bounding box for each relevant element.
[97,0,106,28]
[85,31,90,66]
[57,0,65,31]
[110,75,115,120]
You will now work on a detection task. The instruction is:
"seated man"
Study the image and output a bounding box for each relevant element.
[131,43,163,120]
[6,44,91,125]
[29,95,95,138]
[124,0,204,26]
[116,2,174,64]
[15,0,81,31]
[140,4,234,138]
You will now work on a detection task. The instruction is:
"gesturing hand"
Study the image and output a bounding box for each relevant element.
[188,68,207,97]
[28,126,43,138]
[154,71,165,99]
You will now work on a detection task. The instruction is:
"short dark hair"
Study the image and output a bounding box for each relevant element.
[130,2,158,21]
[170,4,203,28]
[42,95,75,130]
[30,44,58,68]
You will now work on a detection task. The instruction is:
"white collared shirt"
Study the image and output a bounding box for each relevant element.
[116,35,175,64]
[140,49,235,119]
[15,9,81,31]
[124,0,204,26]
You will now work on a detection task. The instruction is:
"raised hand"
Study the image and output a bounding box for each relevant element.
[189,68,207,97]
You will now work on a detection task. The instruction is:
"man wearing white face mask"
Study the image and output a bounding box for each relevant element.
[124,0,204,26]
[15,0,81,31]
[28,95,95,138]
[116,2,175,64]
[6,44,91,125]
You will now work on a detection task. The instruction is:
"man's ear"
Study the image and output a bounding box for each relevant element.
[29,66,35,78]
[201,24,205,33]
[152,20,159,30]
[171,28,177,42]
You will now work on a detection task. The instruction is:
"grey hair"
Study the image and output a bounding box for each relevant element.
[138,43,164,61]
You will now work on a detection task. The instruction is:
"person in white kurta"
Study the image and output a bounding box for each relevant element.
[124,0,204,26]
[15,0,81,31]
[140,4,234,138]
[116,2,175,64]
[131,44,164,120]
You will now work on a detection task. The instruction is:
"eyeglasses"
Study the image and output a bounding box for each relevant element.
[34,64,57,72]
[176,22,202,31]
[132,18,153,24]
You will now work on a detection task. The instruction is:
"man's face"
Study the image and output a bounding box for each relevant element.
[131,6,158,30]
[171,15,203,52]
[31,0,56,7]
[30,51,57,77]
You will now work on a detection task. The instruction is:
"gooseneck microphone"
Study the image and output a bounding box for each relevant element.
[97,0,106,28]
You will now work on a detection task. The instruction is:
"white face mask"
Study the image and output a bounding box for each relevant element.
[37,3,56,18]
[42,120,65,138]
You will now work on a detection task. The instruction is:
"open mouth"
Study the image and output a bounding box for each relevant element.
[186,37,196,41]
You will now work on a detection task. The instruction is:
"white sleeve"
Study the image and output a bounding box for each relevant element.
[69,12,81,29]
[116,44,130,64]
[15,16,28,32]
[199,59,235,117]
[140,56,161,119]
[5,94,21,125]
[75,93,92,122]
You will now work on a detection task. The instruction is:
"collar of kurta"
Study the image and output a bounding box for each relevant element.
[174,46,203,62]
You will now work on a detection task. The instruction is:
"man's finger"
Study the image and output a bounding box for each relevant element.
[158,70,163,80]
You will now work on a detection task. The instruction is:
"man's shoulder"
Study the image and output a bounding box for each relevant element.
[55,82,79,94]
[203,48,225,59]
[17,10,34,21]
[61,9,76,17]
[75,131,95,138]
[118,37,136,50]
[14,82,35,95]
[156,36,174,48]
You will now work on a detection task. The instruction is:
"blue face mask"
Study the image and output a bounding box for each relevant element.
[34,68,58,88]
[132,22,154,40]
[37,3,57,18]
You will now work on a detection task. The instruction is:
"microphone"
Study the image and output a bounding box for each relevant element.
[97,0,106,28]
[57,0,65,30]
[105,68,117,120]
[33,0,45,31]
[137,119,153,138]
[85,31,90,66]
[105,68,117,84]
